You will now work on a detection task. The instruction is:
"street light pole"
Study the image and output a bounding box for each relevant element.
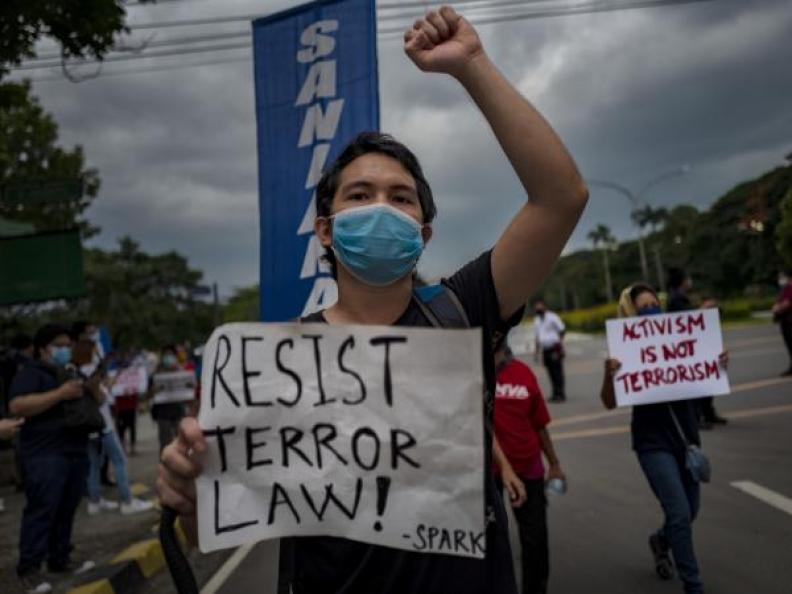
[588,165,690,284]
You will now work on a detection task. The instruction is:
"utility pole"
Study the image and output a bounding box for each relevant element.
[588,165,690,283]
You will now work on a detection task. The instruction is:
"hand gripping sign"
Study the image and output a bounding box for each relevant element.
[196,323,487,558]
[605,309,730,407]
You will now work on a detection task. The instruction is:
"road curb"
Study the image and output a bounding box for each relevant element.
[68,520,187,594]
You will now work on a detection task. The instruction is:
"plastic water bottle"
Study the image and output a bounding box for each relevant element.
[546,478,567,496]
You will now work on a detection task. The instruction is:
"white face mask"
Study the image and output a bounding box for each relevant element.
[780,276,789,288]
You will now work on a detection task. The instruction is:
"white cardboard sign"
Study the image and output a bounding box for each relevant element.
[109,366,149,398]
[152,369,196,404]
[196,323,486,558]
[605,309,730,407]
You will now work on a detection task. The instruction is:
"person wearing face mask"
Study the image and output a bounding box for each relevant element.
[772,270,792,376]
[532,298,567,402]
[157,6,588,594]
[8,324,96,593]
[149,346,195,452]
[600,284,727,594]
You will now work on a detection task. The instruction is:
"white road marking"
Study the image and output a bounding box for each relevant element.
[731,481,792,516]
[200,542,257,594]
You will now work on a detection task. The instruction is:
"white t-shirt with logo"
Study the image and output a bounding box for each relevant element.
[533,311,565,350]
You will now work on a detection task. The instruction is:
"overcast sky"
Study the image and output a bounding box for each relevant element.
[11,0,792,297]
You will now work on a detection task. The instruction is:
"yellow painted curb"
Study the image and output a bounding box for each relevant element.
[111,537,165,578]
[67,578,115,594]
[130,482,150,497]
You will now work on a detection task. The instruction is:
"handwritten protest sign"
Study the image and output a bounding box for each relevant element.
[152,370,196,404]
[109,366,148,398]
[606,309,730,407]
[196,322,486,558]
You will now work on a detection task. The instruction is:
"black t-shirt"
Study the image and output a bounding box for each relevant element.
[9,359,89,457]
[631,400,700,453]
[632,290,700,453]
[291,251,521,594]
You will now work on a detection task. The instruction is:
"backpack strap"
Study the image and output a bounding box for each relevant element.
[413,284,470,329]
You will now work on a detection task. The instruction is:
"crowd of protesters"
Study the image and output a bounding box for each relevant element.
[0,320,199,594]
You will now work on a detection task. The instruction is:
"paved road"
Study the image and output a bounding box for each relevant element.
[161,323,792,594]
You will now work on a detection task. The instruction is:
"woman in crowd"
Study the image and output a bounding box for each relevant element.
[599,283,726,594]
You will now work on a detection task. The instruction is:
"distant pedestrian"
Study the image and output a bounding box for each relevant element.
[772,269,792,376]
[73,339,153,516]
[666,269,727,428]
[532,299,566,402]
[9,324,96,593]
[149,346,195,452]
[601,284,728,594]
[493,337,564,594]
[113,352,140,456]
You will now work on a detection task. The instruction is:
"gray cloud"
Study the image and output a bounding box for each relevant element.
[12,0,792,295]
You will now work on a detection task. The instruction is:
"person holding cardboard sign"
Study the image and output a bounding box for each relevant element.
[600,283,728,594]
[157,5,588,593]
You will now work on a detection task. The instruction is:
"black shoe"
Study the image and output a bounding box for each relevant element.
[781,368,792,377]
[698,420,713,430]
[710,414,728,425]
[649,533,674,581]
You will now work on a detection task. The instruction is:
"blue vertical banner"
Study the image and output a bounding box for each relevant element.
[253,0,379,321]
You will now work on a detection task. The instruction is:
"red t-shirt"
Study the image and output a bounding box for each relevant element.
[778,284,792,322]
[493,358,551,480]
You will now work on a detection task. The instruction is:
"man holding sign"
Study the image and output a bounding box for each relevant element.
[158,6,588,593]
[600,283,729,594]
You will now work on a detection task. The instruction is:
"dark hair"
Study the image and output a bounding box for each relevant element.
[532,297,546,307]
[70,320,91,340]
[315,132,436,278]
[162,344,177,355]
[10,333,33,351]
[667,267,688,291]
[33,323,70,358]
[629,283,658,304]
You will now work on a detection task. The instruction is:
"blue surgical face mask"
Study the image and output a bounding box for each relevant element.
[162,354,178,368]
[638,305,663,316]
[331,204,425,287]
[49,345,72,366]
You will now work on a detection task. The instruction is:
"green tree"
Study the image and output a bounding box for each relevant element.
[79,237,215,348]
[224,285,260,323]
[1,0,155,78]
[0,80,100,237]
[775,188,792,270]
[587,224,617,302]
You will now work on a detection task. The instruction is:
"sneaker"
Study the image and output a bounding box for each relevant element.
[87,498,119,515]
[48,558,95,575]
[19,570,52,593]
[121,497,154,515]
[649,533,674,580]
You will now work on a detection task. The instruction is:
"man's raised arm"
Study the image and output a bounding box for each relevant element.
[405,6,588,319]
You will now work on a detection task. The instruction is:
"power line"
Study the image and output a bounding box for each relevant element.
[13,0,715,81]
[28,0,558,63]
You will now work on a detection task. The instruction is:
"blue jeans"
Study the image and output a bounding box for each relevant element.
[87,431,132,503]
[637,449,703,594]
[18,453,89,575]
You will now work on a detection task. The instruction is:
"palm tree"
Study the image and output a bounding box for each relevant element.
[632,206,671,288]
[588,224,617,302]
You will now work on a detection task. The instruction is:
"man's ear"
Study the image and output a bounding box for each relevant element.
[315,217,332,248]
[421,224,433,245]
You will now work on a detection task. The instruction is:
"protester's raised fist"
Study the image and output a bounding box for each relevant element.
[404,6,484,78]
[157,417,206,541]
[604,358,622,378]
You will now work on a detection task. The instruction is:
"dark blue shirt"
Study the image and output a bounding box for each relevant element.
[9,360,89,457]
